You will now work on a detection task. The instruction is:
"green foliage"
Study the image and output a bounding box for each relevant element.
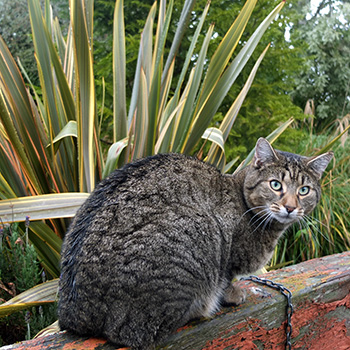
[24,304,58,342]
[0,221,57,345]
[290,1,350,126]
[0,0,68,86]
[0,0,37,84]
[94,0,155,142]
[271,127,350,266]
[0,222,40,294]
[194,0,306,160]
[0,0,286,195]
[93,0,306,161]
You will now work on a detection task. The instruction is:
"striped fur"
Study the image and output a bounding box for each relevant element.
[58,138,333,349]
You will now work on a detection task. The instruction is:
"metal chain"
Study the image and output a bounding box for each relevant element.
[240,275,293,350]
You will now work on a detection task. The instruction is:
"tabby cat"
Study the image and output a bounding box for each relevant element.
[58,138,333,349]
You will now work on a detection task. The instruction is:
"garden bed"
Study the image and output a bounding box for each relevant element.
[1,251,350,350]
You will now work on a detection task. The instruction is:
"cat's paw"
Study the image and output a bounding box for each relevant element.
[223,284,246,306]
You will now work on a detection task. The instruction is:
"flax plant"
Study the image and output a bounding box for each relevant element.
[0,0,288,315]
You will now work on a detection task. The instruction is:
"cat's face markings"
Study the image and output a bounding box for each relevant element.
[244,138,333,227]
[268,174,307,224]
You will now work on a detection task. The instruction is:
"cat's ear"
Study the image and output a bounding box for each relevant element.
[306,152,334,179]
[253,138,279,168]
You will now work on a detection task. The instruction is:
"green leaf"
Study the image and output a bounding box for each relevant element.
[0,172,17,199]
[224,157,240,174]
[0,301,54,318]
[113,0,127,142]
[162,0,196,83]
[85,0,94,45]
[146,0,173,156]
[171,0,210,103]
[53,18,67,66]
[34,321,60,339]
[314,124,350,155]
[222,44,270,141]
[0,193,89,223]
[171,23,215,152]
[0,88,41,194]
[103,138,129,178]
[157,60,175,133]
[0,37,47,194]
[202,127,226,170]
[29,0,75,128]
[16,58,49,137]
[28,0,61,133]
[28,224,62,277]
[202,127,225,155]
[206,44,270,169]
[49,121,77,153]
[0,125,29,197]
[0,279,58,317]
[184,1,286,154]
[71,0,96,193]
[155,98,186,153]
[126,2,156,143]
[132,69,149,160]
[198,0,258,106]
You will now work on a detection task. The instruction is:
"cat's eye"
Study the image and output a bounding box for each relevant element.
[270,180,282,191]
[299,186,310,196]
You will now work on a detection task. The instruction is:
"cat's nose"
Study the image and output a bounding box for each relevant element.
[285,205,296,214]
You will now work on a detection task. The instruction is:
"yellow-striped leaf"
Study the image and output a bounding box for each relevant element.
[71,0,96,193]
[0,193,89,223]
[206,44,270,169]
[103,138,129,178]
[184,1,286,154]
[0,279,58,317]
[113,0,127,142]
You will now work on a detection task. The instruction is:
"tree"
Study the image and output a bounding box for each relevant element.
[0,0,37,83]
[290,0,350,127]
[0,0,67,85]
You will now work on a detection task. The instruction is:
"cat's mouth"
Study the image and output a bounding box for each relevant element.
[270,205,302,224]
[272,214,298,224]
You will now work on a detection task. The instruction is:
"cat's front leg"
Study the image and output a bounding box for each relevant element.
[222,283,246,306]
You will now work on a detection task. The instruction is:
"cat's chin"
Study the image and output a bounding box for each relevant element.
[272,214,299,225]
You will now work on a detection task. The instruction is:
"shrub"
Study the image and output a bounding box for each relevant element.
[0,221,56,345]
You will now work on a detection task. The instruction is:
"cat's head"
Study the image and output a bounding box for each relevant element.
[243,138,333,226]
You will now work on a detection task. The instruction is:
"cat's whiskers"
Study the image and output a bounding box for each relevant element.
[262,212,275,232]
[302,217,326,251]
[248,208,270,227]
[304,215,328,229]
[300,215,333,245]
[239,206,268,222]
[296,216,305,234]
[248,210,275,236]
[296,216,319,246]
[292,214,332,257]
[237,206,270,230]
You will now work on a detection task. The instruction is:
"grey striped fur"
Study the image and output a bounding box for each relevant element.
[58,138,333,349]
